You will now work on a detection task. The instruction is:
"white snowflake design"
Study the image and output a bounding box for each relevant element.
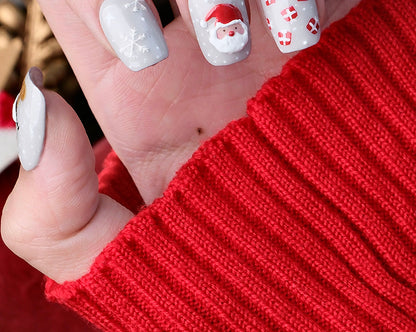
[125,0,147,12]
[120,28,150,57]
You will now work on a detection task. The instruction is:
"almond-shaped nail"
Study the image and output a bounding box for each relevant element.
[99,0,168,71]
[261,0,320,53]
[12,67,45,171]
[189,1,251,66]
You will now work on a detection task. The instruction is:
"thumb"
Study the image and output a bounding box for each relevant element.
[1,68,133,283]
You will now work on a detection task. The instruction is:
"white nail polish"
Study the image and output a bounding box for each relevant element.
[12,67,46,171]
[189,1,251,66]
[100,0,168,71]
[261,0,320,53]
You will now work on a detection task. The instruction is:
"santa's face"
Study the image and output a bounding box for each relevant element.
[209,20,249,54]
[216,23,245,39]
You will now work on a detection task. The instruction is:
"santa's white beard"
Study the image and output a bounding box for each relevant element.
[209,23,249,54]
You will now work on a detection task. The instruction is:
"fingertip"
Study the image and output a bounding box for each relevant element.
[175,0,252,38]
[185,0,252,66]
[2,72,134,282]
[258,0,322,54]
[12,68,99,231]
[98,0,168,71]
[13,67,46,171]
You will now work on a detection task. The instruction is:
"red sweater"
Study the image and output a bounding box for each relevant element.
[46,0,416,330]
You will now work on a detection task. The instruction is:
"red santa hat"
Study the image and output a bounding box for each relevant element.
[200,4,244,29]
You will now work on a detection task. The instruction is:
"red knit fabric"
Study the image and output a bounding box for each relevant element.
[45,0,416,330]
[97,150,143,213]
[0,91,15,128]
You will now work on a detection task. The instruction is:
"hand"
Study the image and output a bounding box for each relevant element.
[1,0,360,283]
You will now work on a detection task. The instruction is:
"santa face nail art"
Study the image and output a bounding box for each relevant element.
[100,0,168,71]
[12,67,46,171]
[189,1,251,66]
[261,0,320,53]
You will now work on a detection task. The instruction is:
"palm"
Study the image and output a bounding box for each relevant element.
[39,0,358,203]
[68,11,291,203]
[1,0,362,283]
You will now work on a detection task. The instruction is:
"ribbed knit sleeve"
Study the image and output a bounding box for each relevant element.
[45,0,416,330]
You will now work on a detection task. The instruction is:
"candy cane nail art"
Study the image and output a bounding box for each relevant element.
[261,0,320,53]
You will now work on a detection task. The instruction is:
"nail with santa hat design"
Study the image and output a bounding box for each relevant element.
[189,1,251,66]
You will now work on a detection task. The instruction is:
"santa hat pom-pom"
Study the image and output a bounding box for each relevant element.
[200,19,208,28]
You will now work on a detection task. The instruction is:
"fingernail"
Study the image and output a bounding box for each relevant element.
[261,0,321,53]
[99,0,168,71]
[12,67,46,171]
[189,1,251,66]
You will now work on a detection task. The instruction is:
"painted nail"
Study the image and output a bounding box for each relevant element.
[261,0,320,53]
[12,67,46,171]
[99,0,168,71]
[189,1,251,66]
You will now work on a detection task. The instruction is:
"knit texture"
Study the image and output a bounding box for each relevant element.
[45,0,416,330]
[0,91,15,128]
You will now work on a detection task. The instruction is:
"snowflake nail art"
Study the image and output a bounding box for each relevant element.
[120,29,149,57]
[124,0,147,12]
[100,0,168,71]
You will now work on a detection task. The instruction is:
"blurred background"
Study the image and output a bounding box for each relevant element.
[0,0,173,330]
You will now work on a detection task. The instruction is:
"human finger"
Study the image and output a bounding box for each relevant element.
[51,0,168,72]
[256,0,325,53]
[36,0,182,201]
[182,0,252,66]
[1,68,133,283]
[174,0,325,65]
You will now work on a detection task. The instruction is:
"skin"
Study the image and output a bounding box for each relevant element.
[1,0,360,283]
[216,22,245,39]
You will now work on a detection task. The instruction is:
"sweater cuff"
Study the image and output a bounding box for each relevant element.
[45,0,416,330]
[97,150,143,214]
[46,116,416,330]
